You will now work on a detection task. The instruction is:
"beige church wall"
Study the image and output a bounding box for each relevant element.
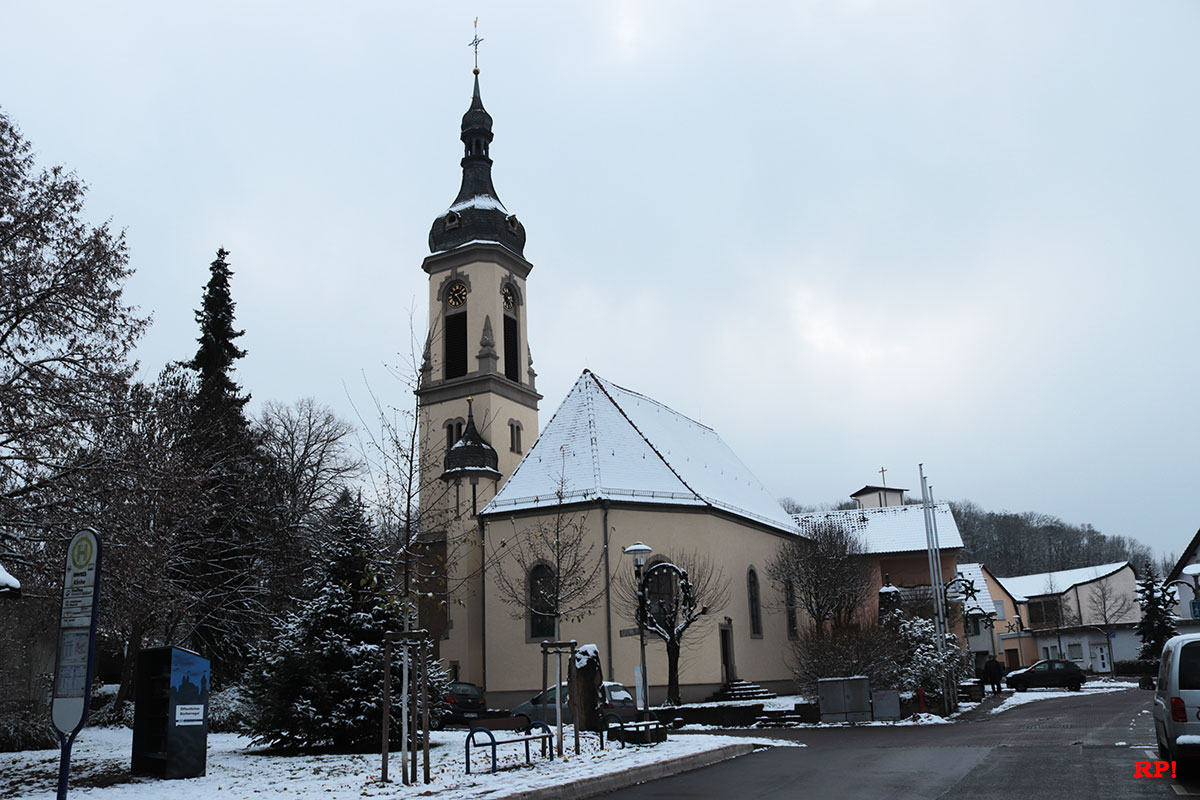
[476,504,802,706]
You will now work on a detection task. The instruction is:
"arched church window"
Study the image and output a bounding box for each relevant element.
[445,418,466,451]
[529,564,556,639]
[645,562,676,629]
[509,420,523,453]
[747,567,763,637]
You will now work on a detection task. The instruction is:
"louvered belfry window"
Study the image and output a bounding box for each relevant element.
[445,313,467,379]
[503,315,519,382]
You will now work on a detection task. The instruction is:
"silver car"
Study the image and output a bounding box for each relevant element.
[511,681,637,725]
[1153,634,1200,762]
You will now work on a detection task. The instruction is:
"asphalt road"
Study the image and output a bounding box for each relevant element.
[603,688,1196,799]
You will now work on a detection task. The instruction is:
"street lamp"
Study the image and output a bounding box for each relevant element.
[623,542,653,713]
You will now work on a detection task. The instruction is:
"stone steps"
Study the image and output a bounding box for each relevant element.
[706,680,777,702]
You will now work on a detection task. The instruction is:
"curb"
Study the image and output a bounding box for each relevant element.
[498,742,756,800]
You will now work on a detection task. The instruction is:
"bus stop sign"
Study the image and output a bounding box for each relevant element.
[52,529,102,799]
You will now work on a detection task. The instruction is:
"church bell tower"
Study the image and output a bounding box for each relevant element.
[416,67,540,676]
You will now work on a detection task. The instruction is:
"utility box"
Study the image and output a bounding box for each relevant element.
[818,676,871,723]
[131,646,209,779]
[871,689,901,721]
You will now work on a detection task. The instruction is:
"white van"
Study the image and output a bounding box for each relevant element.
[1152,633,1200,762]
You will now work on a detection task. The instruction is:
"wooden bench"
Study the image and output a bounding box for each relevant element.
[464,715,553,774]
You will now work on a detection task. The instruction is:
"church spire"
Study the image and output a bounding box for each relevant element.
[428,71,527,256]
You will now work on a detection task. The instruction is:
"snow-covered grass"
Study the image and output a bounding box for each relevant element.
[989,681,1138,715]
[0,726,783,800]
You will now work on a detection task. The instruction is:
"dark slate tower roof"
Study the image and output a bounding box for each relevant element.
[428,72,527,256]
[442,398,501,483]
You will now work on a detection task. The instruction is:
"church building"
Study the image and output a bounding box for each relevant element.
[414,68,962,707]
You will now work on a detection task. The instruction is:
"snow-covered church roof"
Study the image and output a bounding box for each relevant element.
[792,503,964,555]
[481,370,799,533]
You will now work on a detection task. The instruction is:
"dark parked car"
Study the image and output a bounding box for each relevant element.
[511,681,638,725]
[440,681,487,727]
[1005,659,1086,692]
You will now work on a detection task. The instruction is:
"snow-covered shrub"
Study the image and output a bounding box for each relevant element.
[244,491,449,751]
[0,711,56,752]
[209,685,253,733]
[789,625,904,691]
[893,614,973,694]
[789,610,971,699]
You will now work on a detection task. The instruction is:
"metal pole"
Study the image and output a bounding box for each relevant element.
[401,633,409,784]
[56,732,74,800]
[555,648,563,757]
[541,647,548,756]
[410,645,417,783]
[638,570,649,716]
[421,642,430,785]
[382,639,391,783]
[571,642,579,756]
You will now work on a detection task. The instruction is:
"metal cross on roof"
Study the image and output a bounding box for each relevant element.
[469,18,484,72]
[879,466,887,486]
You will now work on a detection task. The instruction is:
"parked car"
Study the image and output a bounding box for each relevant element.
[511,681,638,725]
[1005,659,1086,691]
[440,681,488,727]
[1152,633,1200,763]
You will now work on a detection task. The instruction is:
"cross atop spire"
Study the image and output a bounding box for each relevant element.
[469,18,483,75]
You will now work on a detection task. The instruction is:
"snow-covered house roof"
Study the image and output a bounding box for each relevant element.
[0,561,20,595]
[994,561,1130,603]
[792,503,964,555]
[955,562,997,616]
[481,370,799,534]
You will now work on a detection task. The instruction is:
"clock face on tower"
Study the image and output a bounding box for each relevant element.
[501,284,515,311]
[446,281,468,307]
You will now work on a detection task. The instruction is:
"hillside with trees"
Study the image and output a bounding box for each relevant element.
[948,501,1154,577]
[782,495,1158,579]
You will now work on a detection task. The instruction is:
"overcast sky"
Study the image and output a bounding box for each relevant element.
[4,2,1198,562]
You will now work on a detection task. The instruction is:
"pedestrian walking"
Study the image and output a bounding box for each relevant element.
[983,654,1004,696]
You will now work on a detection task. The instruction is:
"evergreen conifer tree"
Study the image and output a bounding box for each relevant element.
[189,247,249,428]
[1136,562,1178,662]
[177,248,274,682]
[245,490,448,751]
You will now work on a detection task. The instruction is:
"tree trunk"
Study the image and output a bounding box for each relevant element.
[114,617,144,708]
[666,640,681,706]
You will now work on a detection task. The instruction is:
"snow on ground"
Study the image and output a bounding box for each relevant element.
[0,726,784,800]
[989,681,1139,715]
[667,694,811,711]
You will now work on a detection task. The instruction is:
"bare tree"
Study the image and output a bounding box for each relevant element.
[767,517,873,638]
[490,468,605,640]
[0,110,148,568]
[614,549,729,705]
[256,398,360,610]
[1087,578,1135,626]
[258,398,360,528]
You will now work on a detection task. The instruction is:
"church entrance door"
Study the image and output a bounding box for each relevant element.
[719,620,736,684]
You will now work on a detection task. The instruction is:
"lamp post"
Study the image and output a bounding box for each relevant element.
[624,541,652,714]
